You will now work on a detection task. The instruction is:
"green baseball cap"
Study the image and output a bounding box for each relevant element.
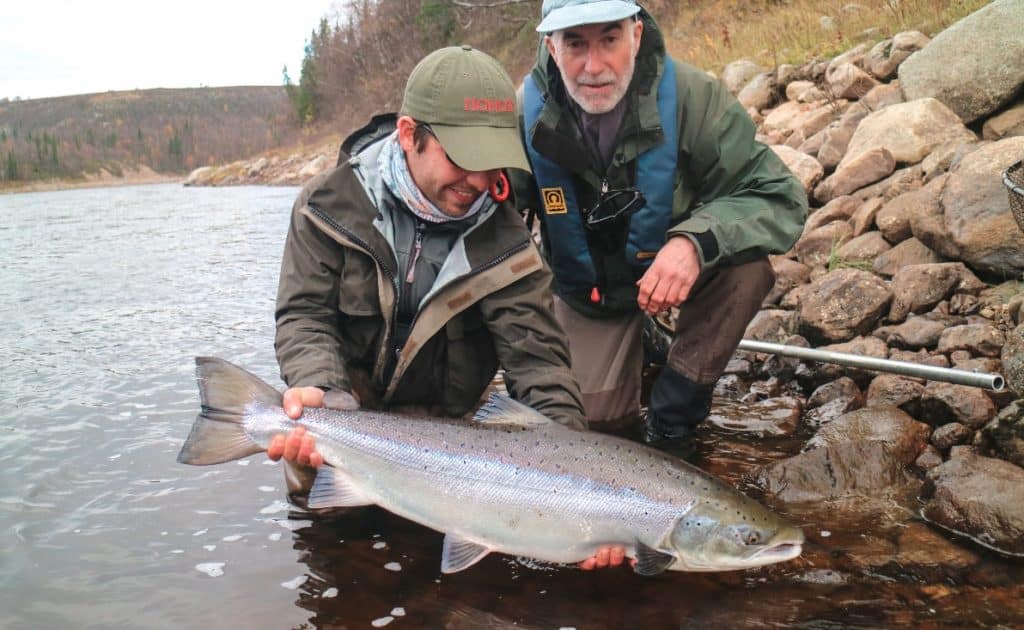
[536,0,641,32]
[400,45,530,173]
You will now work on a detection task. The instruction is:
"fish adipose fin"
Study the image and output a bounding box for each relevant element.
[441,534,492,573]
[177,357,282,466]
[472,393,554,428]
[634,541,676,576]
[308,465,374,508]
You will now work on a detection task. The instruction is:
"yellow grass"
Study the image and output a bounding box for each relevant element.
[660,0,993,73]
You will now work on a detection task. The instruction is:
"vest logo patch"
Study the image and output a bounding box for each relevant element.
[541,187,567,215]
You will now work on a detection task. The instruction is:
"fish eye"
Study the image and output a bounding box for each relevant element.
[732,525,762,545]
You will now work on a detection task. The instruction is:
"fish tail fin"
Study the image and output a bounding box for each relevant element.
[176,357,283,465]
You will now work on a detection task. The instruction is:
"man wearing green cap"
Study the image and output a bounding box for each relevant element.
[516,0,807,451]
[268,45,631,569]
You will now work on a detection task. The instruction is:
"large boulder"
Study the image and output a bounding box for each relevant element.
[838,99,975,171]
[899,0,1024,124]
[920,452,1024,556]
[939,136,1024,276]
[752,406,929,503]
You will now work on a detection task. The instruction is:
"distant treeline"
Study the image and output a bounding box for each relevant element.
[0,87,298,183]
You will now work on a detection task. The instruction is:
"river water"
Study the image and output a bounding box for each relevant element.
[2,183,1022,629]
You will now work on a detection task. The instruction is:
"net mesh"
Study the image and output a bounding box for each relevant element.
[1006,160,1024,234]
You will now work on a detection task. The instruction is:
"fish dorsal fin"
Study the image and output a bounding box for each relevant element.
[441,534,492,573]
[472,393,554,428]
[308,465,374,509]
[634,540,676,576]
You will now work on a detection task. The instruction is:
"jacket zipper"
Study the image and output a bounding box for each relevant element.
[405,224,425,284]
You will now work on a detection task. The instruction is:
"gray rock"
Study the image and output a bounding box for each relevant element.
[816,147,897,202]
[899,0,1024,124]
[888,263,975,323]
[835,231,891,263]
[745,308,799,341]
[826,63,879,101]
[932,422,973,450]
[878,176,946,244]
[920,382,997,429]
[915,444,944,470]
[839,98,976,171]
[867,374,924,416]
[937,322,1007,358]
[920,452,1024,556]
[771,145,824,193]
[794,221,854,268]
[849,197,883,237]
[765,257,812,306]
[875,316,948,350]
[805,195,861,233]
[752,406,929,503]
[982,100,1024,141]
[873,237,944,277]
[939,136,1024,276]
[737,72,777,112]
[722,59,765,95]
[798,268,888,344]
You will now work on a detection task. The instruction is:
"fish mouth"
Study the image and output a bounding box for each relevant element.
[752,541,803,563]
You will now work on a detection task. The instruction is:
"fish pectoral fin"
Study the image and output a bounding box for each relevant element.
[440,534,492,573]
[472,393,554,429]
[633,541,676,576]
[307,465,373,509]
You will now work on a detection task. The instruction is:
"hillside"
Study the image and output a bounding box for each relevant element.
[0,86,300,190]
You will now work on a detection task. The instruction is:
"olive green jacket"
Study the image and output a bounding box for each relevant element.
[515,9,807,315]
[275,121,585,429]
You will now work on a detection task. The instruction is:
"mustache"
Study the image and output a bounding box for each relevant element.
[575,72,617,86]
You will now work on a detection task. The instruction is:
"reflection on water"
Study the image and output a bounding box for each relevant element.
[1,183,1022,629]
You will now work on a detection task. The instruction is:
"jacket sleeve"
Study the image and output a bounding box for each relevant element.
[666,64,808,269]
[274,176,353,393]
[477,254,587,430]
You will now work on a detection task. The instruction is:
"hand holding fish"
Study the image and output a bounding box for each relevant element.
[269,386,362,468]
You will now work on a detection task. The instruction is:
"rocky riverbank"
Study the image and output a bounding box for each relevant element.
[708,0,1024,560]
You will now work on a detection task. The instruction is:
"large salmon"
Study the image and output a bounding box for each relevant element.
[178,357,803,574]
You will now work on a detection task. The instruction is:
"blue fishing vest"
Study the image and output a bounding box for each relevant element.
[523,57,679,292]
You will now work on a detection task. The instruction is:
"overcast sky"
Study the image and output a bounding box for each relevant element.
[1,1,340,101]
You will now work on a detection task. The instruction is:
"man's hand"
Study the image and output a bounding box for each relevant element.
[636,236,700,315]
[267,386,360,468]
[268,425,324,468]
[578,545,632,570]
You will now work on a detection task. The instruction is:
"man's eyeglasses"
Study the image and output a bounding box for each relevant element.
[582,188,646,230]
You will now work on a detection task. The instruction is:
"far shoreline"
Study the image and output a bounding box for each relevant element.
[0,171,183,195]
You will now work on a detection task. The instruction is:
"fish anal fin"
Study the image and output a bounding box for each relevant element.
[634,540,676,576]
[441,534,492,573]
[472,393,554,428]
[308,465,373,509]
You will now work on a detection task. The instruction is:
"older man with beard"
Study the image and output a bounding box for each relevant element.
[515,1,807,455]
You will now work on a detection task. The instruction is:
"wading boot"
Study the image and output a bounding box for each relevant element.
[642,368,714,459]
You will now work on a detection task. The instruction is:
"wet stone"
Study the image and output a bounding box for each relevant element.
[705,396,803,436]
